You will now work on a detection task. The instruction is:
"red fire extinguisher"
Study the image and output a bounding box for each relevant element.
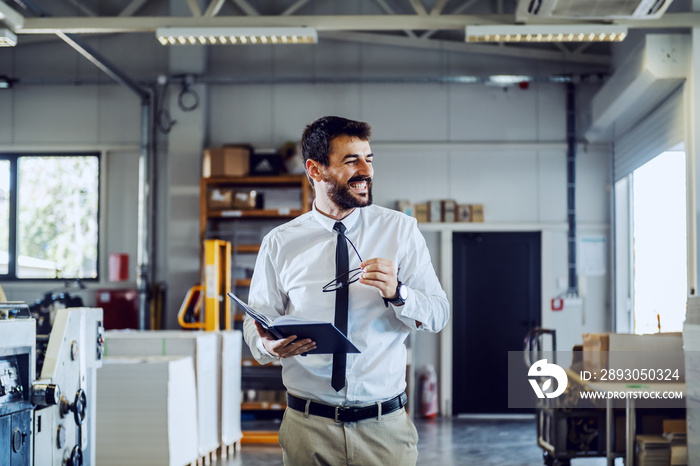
[420,365,438,418]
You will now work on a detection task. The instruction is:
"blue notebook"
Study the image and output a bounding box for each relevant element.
[227,292,360,355]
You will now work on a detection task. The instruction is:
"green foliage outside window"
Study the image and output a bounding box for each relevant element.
[0,154,99,279]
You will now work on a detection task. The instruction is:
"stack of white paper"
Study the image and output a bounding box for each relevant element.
[104,330,219,456]
[684,296,700,465]
[636,435,671,466]
[216,330,243,446]
[96,356,198,466]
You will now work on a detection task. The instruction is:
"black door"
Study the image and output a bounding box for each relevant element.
[452,232,541,415]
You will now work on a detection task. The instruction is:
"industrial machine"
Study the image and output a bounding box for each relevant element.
[0,304,35,466]
[0,303,104,466]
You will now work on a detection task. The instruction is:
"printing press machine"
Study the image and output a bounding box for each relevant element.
[0,303,104,466]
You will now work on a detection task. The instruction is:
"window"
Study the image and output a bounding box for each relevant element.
[631,149,687,333]
[0,153,100,280]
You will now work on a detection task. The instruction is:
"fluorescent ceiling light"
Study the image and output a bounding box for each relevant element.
[489,75,531,85]
[0,28,16,47]
[0,76,12,88]
[465,25,628,43]
[156,27,318,45]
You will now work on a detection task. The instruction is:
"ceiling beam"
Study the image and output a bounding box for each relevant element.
[62,0,97,17]
[119,0,152,17]
[321,31,611,65]
[423,0,482,38]
[204,0,227,17]
[281,0,313,16]
[186,0,203,17]
[408,0,428,16]
[430,0,450,16]
[230,0,260,16]
[0,1,25,30]
[373,0,418,38]
[14,13,700,34]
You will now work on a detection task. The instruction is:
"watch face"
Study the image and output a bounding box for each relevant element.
[398,284,408,301]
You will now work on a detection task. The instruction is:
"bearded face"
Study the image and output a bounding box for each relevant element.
[322,172,373,210]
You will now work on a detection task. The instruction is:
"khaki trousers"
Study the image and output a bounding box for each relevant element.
[278,404,419,466]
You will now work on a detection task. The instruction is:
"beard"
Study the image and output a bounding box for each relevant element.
[323,174,373,210]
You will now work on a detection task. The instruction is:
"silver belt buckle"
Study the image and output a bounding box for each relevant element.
[334,405,340,422]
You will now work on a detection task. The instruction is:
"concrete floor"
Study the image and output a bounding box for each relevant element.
[215,416,623,466]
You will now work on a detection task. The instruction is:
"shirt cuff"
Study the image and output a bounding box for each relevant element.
[256,337,277,359]
[391,287,420,328]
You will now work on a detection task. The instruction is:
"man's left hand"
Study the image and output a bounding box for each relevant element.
[359,258,398,299]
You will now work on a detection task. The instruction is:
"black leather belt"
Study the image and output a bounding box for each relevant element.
[287,392,407,423]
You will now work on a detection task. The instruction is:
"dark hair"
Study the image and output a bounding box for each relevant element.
[301,116,372,167]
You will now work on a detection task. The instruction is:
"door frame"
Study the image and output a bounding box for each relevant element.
[451,231,542,415]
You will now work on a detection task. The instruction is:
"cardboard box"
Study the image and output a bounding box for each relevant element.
[97,356,199,466]
[583,332,684,380]
[203,146,250,177]
[250,149,283,175]
[471,204,484,222]
[428,200,442,222]
[231,190,259,209]
[396,200,414,217]
[582,333,610,373]
[415,203,428,223]
[442,200,457,223]
[457,204,472,222]
[208,188,234,210]
[608,333,684,381]
[104,331,220,456]
[663,419,687,434]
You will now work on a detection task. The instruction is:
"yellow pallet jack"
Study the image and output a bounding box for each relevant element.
[178,239,232,331]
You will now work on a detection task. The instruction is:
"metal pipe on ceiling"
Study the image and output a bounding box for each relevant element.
[9,73,606,86]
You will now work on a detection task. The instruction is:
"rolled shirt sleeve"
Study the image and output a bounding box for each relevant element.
[392,217,449,332]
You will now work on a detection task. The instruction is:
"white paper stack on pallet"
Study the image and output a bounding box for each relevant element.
[636,435,671,466]
[96,356,198,466]
[104,330,219,456]
[217,331,243,447]
[683,296,700,466]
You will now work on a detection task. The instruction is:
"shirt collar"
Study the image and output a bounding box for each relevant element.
[311,202,362,233]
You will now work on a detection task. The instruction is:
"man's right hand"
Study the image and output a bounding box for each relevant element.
[255,321,317,358]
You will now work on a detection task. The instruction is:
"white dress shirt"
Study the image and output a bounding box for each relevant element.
[243,203,449,406]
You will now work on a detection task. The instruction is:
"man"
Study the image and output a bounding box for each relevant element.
[243,116,449,465]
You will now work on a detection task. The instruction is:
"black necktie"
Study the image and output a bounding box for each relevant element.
[332,221,349,391]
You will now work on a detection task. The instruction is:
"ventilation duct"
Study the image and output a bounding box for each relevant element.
[516,0,674,21]
[584,34,688,143]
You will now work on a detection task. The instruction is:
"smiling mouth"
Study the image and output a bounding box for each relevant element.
[348,178,371,194]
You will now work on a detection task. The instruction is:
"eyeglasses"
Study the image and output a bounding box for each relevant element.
[322,231,363,292]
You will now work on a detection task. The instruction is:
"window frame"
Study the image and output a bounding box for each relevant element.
[0,152,101,282]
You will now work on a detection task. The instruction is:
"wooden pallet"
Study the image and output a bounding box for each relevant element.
[217,441,241,458]
[187,448,217,466]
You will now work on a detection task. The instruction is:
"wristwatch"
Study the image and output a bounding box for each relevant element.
[384,281,408,307]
